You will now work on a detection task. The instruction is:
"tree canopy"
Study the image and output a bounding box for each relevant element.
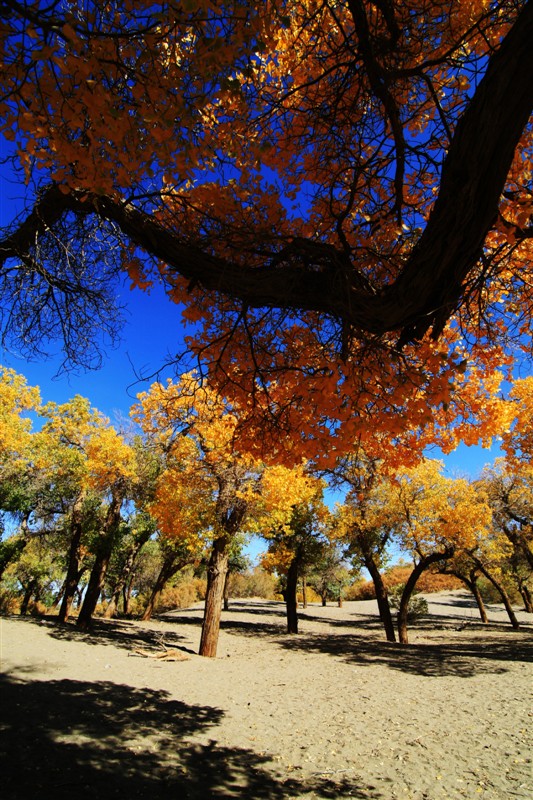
[1,1,532,461]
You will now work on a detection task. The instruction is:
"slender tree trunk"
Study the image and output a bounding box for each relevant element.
[519,582,533,613]
[364,553,396,642]
[398,550,453,644]
[223,569,230,612]
[123,575,134,615]
[141,553,185,621]
[58,492,85,623]
[104,538,148,619]
[104,590,120,620]
[463,573,489,623]
[321,593,327,607]
[301,575,308,609]
[469,554,520,629]
[285,557,299,634]
[77,496,122,629]
[199,535,229,657]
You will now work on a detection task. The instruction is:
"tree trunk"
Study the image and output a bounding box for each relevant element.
[519,582,533,614]
[141,553,185,621]
[104,537,148,619]
[469,554,520,629]
[77,496,122,629]
[364,553,396,642]
[20,579,38,615]
[223,569,230,612]
[58,493,86,623]
[398,549,453,645]
[123,575,134,615]
[199,536,229,657]
[301,575,307,608]
[321,594,327,607]
[467,574,489,624]
[285,557,299,634]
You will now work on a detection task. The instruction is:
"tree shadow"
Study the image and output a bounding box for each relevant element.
[0,673,382,799]
[20,616,197,656]
[275,630,533,678]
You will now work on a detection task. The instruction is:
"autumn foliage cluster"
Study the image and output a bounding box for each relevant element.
[0,1,532,467]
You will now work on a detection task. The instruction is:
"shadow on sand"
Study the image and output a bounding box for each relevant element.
[19,616,199,657]
[0,672,382,800]
[274,629,533,678]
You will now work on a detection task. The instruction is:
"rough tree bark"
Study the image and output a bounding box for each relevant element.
[199,535,230,657]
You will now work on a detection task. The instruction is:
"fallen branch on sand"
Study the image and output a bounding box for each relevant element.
[131,647,190,661]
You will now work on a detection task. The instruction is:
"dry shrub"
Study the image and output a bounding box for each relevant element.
[346,565,461,600]
[298,585,322,604]
[28,601,48,617]
[412,570,462,593]
[191,577,207,601]
[0,588,20,615]
[156,578,207,612]
[345,580,377,601]
[229,568,278,600]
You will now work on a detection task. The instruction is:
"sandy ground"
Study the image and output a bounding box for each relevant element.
[1,591,531,800]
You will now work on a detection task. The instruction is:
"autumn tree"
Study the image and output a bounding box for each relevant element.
[103,510,157,619]
[306,543,352,608]
[261,478,327,633]
[133,374,264,655]
[0,366,42,575]
[392,461,493,643]
[330,452,400,642]
[0,2,530,465]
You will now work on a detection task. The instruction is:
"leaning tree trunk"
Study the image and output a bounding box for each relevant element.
[141,552,185,621]
[77,496,122,630]
[58,492,85,623]
[363,553,396,643]
[519,581,533,613]
[104,533,150,619]
[454,569,489,623]
[199,535,230,657]
[398,549,454,645]
[469,555,520,629]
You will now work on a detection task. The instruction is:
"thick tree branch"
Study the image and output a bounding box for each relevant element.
[1,3,532,347]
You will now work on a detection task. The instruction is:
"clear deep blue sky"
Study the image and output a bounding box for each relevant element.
[0,141,503,481]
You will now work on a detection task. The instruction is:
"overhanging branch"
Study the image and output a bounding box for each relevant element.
[1,2,532,348]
